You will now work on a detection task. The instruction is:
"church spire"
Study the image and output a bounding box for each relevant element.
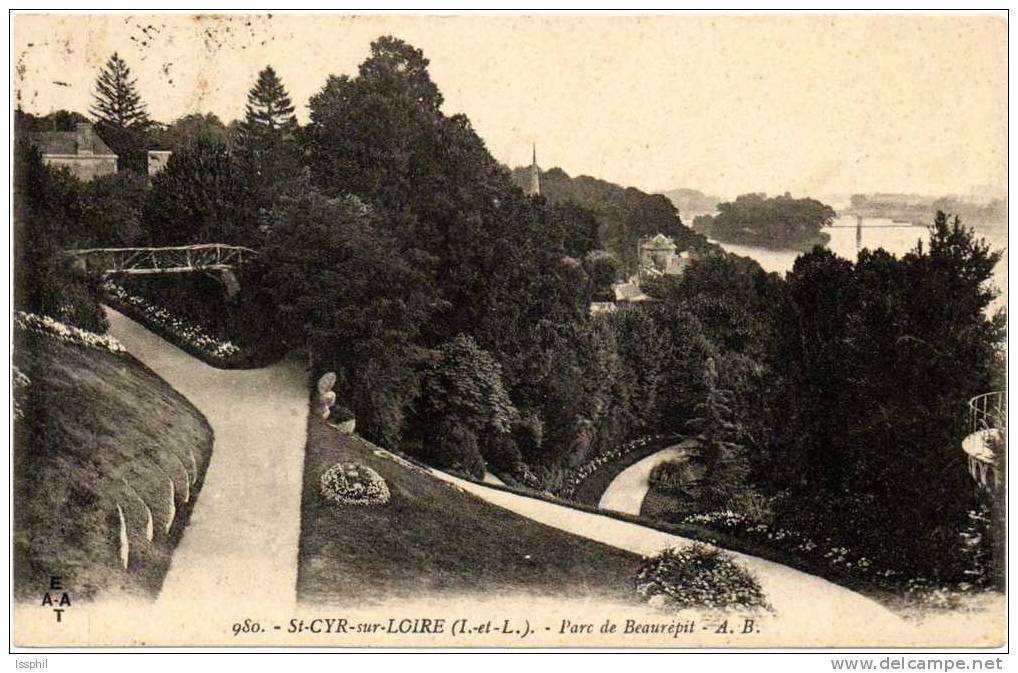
[527,143,541,196]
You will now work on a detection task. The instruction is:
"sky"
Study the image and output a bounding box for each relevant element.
[12,13,1008,199]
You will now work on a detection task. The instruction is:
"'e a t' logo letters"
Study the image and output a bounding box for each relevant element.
[40,576,71,622]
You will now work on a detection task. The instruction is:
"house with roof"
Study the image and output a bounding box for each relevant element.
[637,233,691,280]
[28,122,118,181]
[590,234,693,313]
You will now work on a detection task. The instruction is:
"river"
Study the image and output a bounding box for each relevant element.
[708,215,1008,311]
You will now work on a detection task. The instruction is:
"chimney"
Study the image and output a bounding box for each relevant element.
[75,122,95,155]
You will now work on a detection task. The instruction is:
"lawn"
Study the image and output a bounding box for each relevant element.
[13,323,214,602]
[296,415,644,605]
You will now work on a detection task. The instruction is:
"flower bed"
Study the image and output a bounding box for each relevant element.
[636,542,769,611]
[15,311,126,353]
[102,282,242,364]
[320,462,390,506]
[681,509,993,608]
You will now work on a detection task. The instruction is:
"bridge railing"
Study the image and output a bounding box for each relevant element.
[970,391,1006,433]
[61,244,258,275]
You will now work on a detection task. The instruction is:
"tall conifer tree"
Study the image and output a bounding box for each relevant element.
[238,66,297,140]
[90,52,151,172]
[236,66,301,210]
[91,52,150,129]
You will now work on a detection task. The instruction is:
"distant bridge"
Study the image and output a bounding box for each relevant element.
[61,243,257,297]
[830,213,924,251]
[831,212,922,228]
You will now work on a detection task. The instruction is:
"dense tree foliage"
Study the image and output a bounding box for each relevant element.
[13,143,107,332]
[685,357,748,509]
[768,214,1003,578]
[144,138,256,245]
[408,335,520,475]
[301,36,594,365]
[512,166,713,272]
[14,109,90,134]
[149,113,232,152]
[584,250,623,300]
[696,192,836,251]
[254,192,441,447]
[77,171,149,247]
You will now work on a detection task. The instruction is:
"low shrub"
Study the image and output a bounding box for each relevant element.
[54,279,110,334]
[320,462,390,506]
[331,405,355,423]
[648,458,706,496]
[636,542,768,611]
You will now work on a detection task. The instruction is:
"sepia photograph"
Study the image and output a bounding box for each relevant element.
[8,10,1009,653]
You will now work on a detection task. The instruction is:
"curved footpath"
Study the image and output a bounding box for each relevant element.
[431,470,906,641]
[106,308,309,616]
[599,443,694,514]
[106,308,903,642]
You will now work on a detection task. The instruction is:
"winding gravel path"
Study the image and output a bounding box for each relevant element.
[105,307,902,641]
[106,307,309,614]
[598,442,697,514]
[431,469,905,641]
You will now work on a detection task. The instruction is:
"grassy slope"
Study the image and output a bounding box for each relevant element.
[13,327,213,601]
[297,415,643,605]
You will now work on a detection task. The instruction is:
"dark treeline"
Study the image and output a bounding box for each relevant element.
[694,192,837,251]
[510,166,715,273]
[14,38,1005,584]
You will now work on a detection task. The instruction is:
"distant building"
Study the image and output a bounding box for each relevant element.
[597,233,690,310]
[589,301,618,316]
[637,233,690,280]
[28,122,117,181]
[525,144,541,196]
[613,280,649,304]
[147,150,172,176]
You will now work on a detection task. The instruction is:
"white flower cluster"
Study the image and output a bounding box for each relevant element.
[683,510,746,527]
[320,462,390,506]
[103,282,240,359]
[681,510,909,584]
[15,311,126,353]
[558,434,675,499]
[12,365,31,420]
[636,543,769,612]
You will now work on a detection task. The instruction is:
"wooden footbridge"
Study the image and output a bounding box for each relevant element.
[61,244,257,296]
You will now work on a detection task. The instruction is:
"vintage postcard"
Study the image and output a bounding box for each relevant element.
[10,12,1008,650]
